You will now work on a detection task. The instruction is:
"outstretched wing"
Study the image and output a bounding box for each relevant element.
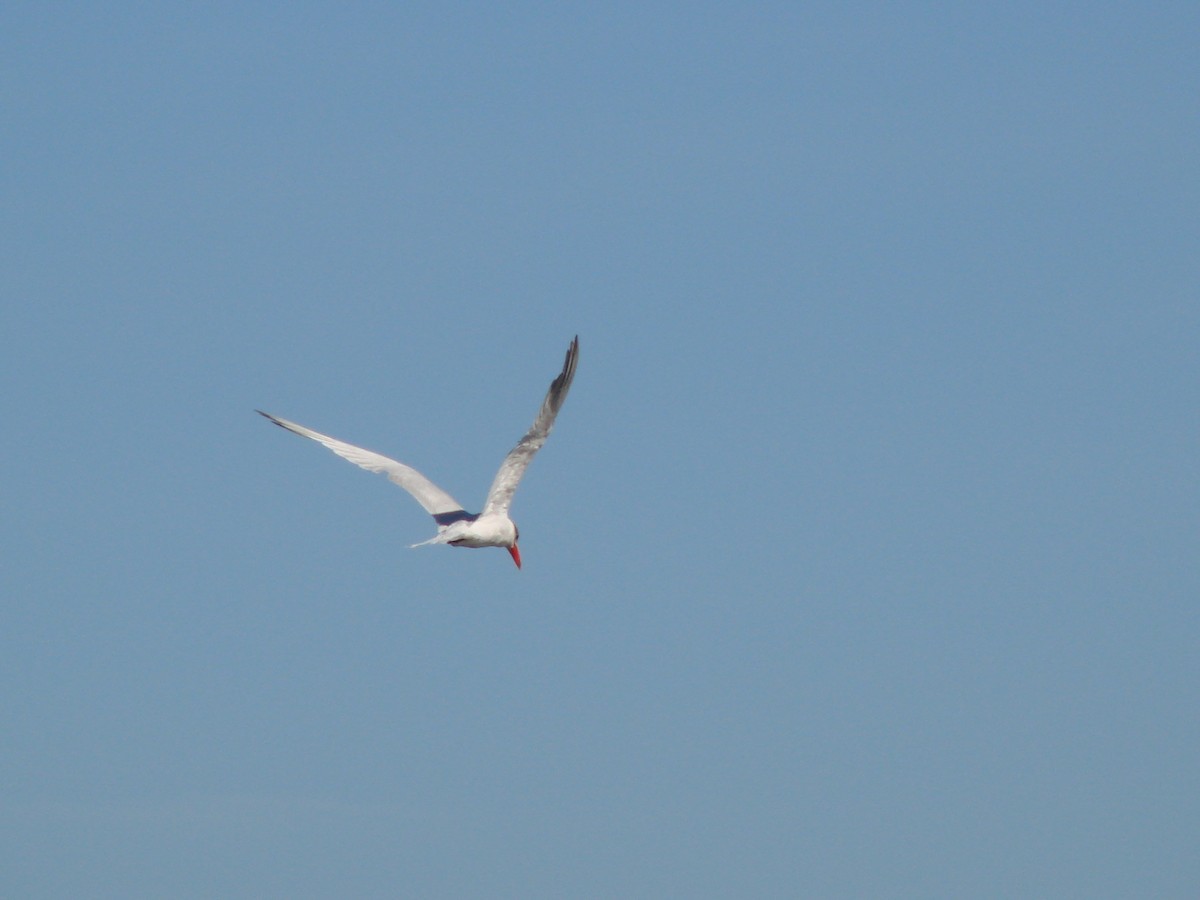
[481,335,579,517]
[257,410,468,522]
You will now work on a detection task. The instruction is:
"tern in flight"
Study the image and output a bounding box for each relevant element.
[258,336,579,568]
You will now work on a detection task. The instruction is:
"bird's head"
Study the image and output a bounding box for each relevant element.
[507,523,521,569]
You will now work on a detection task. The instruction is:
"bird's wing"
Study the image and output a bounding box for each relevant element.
[256,411,467,520]
[481,336,579,517]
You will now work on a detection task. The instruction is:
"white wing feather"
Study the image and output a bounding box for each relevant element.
[256,411,466,518]
[482,336,579,517]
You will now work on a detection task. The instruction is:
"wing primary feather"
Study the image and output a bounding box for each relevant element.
[255,410,466,518]
[481,335,579,517]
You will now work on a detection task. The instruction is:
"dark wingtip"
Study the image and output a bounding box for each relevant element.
[547,337,580,409]
[563,335,579,379]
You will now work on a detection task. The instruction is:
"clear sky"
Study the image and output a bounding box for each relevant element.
[2,4,1197,897]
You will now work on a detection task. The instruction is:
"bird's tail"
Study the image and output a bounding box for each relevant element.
[409,533,450,549]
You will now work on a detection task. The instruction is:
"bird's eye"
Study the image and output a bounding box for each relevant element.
[514,525,520,541]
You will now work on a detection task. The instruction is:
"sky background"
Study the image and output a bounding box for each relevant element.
[2,3,1197,897]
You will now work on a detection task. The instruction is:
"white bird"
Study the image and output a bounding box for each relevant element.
[257,336,579,569]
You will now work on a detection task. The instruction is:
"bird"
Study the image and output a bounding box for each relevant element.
[257,336,579,569]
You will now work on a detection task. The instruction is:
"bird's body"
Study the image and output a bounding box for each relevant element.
[258,336,578,568]
[422,514,517,550]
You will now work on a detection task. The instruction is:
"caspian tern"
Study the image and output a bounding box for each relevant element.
[257,336,578,569]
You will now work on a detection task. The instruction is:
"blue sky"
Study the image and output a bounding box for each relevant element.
[2,3,1197,897]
